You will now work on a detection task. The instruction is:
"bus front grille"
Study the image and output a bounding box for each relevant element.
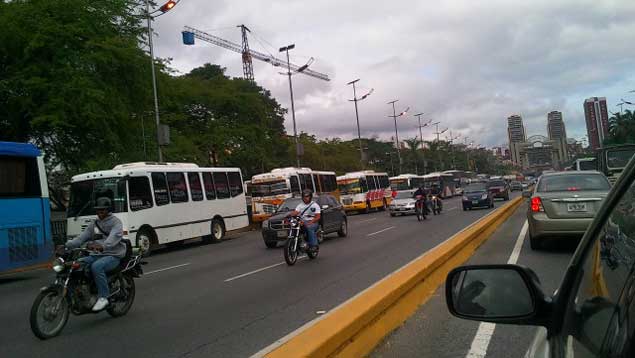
[8,226,38,263]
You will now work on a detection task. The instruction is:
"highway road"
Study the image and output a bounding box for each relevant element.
[1,195,515,358]
[372,200,578,358]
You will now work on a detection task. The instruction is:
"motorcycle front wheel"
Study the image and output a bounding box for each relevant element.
[284,238,298,266]
[30,287,70,340]
[107,275,136,318]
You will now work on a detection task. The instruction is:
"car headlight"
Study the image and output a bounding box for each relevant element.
[481,193,488,200]
[405,202,415,208]
[262,220,270,228]
[462,196,468,201]
[52,258,65,273]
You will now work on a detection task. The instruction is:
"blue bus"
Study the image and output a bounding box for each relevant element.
[0,141,53,273]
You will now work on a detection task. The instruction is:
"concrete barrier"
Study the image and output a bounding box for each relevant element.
[260,196,523,358]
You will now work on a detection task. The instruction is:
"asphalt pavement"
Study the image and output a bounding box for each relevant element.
[371,199,579,358]
[1,196,513,358]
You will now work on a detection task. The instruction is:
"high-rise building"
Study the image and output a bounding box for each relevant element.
[547,111,569,168]
[507,114,526,166]
[584,97,609,150]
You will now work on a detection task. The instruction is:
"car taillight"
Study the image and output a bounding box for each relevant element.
[531,197,544,212]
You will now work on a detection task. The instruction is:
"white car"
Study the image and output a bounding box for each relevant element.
[388,190,417,216]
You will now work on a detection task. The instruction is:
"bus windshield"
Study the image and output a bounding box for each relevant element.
[606,149,635,170]
[338,179,361,194]
[251,179,290,197]
[68,178,128,217]
[390,179,409,191]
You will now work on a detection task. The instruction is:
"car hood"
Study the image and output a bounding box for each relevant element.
[268,211,291,222]
[392,198,416,205]
[464,191,487,197]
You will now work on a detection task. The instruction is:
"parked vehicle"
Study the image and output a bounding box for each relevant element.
[337,171,392,213]
[0,141,53,274]
[510,181,523,191]
[261,195,347,248]
[446,153,635,358]
[487,179,510,200]
[389,190,417,216]
[282,216,318,265]
[30,242,143,339]
[462,183,494,210]
[524,171,610,250]
[66,162,249,255]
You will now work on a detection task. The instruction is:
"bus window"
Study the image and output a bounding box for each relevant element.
[128,177,153,211]
[380,175,390,189]
[0,156,41,197]
[320,174,336,192]
[202,172,216,200]
[151,173,170,206]
[300,174,314,192]
[167,172,189,203]
[367,176,377,190]
[312,174,321,192]
[359,177,369,192]
[290,176,301,195]
[213,172,230,199]
[187,173,204,201]
[227,172,243,197]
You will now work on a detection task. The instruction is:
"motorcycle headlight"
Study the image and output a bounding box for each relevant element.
[481,193,488,200]
[52,258,65,273]
[462,196,468,201]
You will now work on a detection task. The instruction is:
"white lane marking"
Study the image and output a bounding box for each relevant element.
[367,226,395,237]
[359,218,377,224]
[144,263,190,275]
[251,205,515,358]
[464,220,528,358]
[224,256,307,282]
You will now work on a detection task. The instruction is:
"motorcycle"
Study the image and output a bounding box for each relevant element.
[283,216,319,265]
[429,194,443,215]
[415,194,427,222]
[30,240,144,339]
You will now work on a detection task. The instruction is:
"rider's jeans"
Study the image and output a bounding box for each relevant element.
[80,256,121,298]
[304,223,319,247]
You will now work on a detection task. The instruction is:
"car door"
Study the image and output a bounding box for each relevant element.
[556,172,635,357]
[316,196,334,232]
[327,195,344,229]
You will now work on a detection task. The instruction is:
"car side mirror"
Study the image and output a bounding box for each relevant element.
[522,191,531,198]
[321,205,329,209]
[446,265,551,326]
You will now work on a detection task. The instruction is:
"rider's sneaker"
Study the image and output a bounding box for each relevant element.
[92,297,109,311]
[309,246,319,254]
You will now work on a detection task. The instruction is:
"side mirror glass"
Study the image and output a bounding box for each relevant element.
[522,191,531,198]
[446,265,539,321]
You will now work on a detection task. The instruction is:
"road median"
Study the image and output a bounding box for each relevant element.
[259,196,523,358]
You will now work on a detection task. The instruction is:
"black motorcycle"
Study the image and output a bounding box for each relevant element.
[429,194,443,215]
[29,240,144,339]
[283,216,318,265]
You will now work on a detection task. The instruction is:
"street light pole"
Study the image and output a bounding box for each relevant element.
[414,112,426,174]
[388,100,408,174]
[280,44,300,167]
[348,79,373,166]
[146,0,162,162]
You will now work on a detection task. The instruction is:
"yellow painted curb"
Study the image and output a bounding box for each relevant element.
[263,196,524,358]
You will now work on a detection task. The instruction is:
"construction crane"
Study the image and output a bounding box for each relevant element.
[182,25,330,82]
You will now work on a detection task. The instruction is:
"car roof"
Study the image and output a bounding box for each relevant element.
[540,170,603,177]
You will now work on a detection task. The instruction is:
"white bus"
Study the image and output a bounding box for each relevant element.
[66,162,249,254]
[250,167,338,222]
[389,174,426,191]
[337,171,392,213]
[423,172,456,198]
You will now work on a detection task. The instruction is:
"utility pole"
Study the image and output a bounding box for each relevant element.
[388,100,409,174]
[348,79,373,166]
[280,44,300,167]
[414,113,427,175]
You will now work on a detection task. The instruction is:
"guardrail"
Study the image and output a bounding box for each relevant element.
[258,196,524,358]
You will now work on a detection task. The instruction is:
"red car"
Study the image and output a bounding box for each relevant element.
[487,180,510,200]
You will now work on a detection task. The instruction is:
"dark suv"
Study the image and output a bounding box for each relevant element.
[261,194,348,248]
[487,180,510,200]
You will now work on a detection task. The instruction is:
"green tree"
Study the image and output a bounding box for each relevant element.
[606,110,635,145]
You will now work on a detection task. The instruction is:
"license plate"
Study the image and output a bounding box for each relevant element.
[472,200,479,205]
[567,203,587,212]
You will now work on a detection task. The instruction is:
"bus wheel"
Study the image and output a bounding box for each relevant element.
[205,218,225,244]
[136,229,154,256]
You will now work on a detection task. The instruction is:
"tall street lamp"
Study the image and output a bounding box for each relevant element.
[387,100,409,174]
[348,79,373,165]
[414,113,433,174]
[146,0,179,162]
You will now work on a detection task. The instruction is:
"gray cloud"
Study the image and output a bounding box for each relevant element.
[153,0,635,147]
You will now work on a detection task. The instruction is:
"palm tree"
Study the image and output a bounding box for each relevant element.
[607,109,635,145]
[404,137,422,174]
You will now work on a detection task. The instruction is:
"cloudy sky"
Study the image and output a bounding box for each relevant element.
[153,0,635,147]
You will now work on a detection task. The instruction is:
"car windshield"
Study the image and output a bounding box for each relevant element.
[67,178,128,217]
[276,198,302,213]
[394,191,414,199]
[465,184,486,193]
[251,180,290,197]
[338,179,361,194]
[537,174,610,192]
[606,149,635,170]
[488,181,506,187]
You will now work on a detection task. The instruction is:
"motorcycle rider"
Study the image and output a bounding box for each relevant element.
[429,184,443,210]
[412,186,429,214]
[285,189,321,254]
[64,197,125,311]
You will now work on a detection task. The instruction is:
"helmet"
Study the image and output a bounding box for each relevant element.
[94,197,112,211]
[301,189,313,199]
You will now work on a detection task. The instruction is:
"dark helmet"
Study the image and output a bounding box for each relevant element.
[302,189,313,199]
[94,197,112,211]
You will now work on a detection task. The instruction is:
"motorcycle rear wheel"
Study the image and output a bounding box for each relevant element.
[30,287,70,340]
[107,275,136,317]
[284,239,298,266]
